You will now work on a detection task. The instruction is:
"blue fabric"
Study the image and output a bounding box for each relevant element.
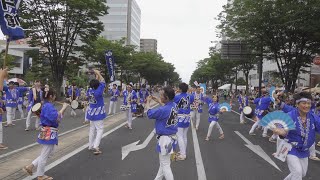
[147,101,178,135]
[27,89,43,112]
[37,102,59,145]
[3,86,18,107]
[105,50,115,81]
[254,96,272,119]
[208,100,220,122]
[17,87,28,104]
[138,89,149,103]
[0,0,25,41]
[67,87,80,99]
[109,89,120,101]
[122,90,138,105]
[86,82,106,121]
[286,109,320,158]
[0,101,2,122]
[174,92,194,127]
[238,95,249,112]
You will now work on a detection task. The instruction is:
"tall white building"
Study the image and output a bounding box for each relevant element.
[101,0,141,50]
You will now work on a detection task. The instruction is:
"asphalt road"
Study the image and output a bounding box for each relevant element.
[36,100,320,180]
[0,96,123,156]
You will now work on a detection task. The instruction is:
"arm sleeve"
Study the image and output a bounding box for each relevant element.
[314,115,320,134]
[147,107,162,119]
[281,103,295,113]
[95,82,106,96]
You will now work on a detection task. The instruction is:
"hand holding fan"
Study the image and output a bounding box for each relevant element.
[269,86,276,102]
[259,111,295,130]
[219,102,231,112]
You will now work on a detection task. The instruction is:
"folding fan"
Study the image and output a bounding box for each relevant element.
[269,86,276,102]
[219,102,231,112]
[259,111,295,130]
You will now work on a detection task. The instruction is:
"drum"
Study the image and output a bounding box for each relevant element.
[32,103,42,117]
[71,100,84,110]
[120,105,127,111]
[243,106,254,118]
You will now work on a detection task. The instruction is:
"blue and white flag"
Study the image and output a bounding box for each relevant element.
[105,50,115,82]
[0,0,24,41]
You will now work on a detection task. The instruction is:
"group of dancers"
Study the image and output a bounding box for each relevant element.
[0,64,318,180]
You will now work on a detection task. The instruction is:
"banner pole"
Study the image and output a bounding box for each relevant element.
[3,35,9,68]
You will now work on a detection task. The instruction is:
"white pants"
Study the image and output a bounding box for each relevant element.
[284,154,308,180]
[89,120,104,149]
[310,143,316,157]
[84,107,89,122]
[154,153,174,180]
[0,123,3,144]
[262,127,269,137]
[18,104,24,119]
[6,107,15,124]
[249,118,260,134]
[108,101,117,114]
[191,111,201,129]
[32,144,55,177]
[126,108,132,128]
[71,109,77,116]
[26,109,40,129]
[207,121,223,138]
[177,127,189,156]
[240,111,245,122]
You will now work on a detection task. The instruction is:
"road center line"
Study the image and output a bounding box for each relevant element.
[191,122,207,180]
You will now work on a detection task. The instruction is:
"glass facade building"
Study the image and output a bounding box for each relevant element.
[101,0,141,50]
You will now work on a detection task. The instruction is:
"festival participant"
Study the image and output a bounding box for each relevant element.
[137,84,149,116]
[249,91,272,136]
[205,94,225,141]
[13,82,29,120]
[108,84,120,115]
[122,84,137,129]
[67,83,80,116]
[146,86,177,180]
[238,91,249,124]
[86,70,107,155]
[191,86,205,130]
[25,80,43,131]
[272,92,320,180]
[174,83,194,161]
[22,88,68,180]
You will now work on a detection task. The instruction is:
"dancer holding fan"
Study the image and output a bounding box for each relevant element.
[271,92,320,180]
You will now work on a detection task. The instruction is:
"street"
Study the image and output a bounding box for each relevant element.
[6,100,317,180]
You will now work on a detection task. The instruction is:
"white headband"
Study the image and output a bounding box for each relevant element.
[296,98,311,103]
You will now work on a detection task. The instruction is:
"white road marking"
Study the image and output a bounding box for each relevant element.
[22,104,158,180]
[235,131,281,171]
[121,129,155,160]
[191,122,207,180]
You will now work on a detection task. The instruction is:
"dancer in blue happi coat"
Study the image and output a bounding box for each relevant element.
[191,86,205,130]
[173,83,194,161]
[272,92,320,180]
[86,69,106,155]
[249,91,272,137]
[146,86,178,180]
[122,83,138,129]
[238,91,249,124]
[108,84,120,115]
[13,82,29,120]
[23,87,68,180]
[25,80,43,131]
[205,94,225,141]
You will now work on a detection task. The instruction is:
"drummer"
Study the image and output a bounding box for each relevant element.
[238,91,248,124]
[25,80,43,131]
[13,82,29,120]
[67,83,80,117]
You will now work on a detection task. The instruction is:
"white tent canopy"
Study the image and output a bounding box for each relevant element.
[218,84,231,90]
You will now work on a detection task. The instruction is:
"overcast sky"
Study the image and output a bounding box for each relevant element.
[136,0,228,83]
[0,0,228,83]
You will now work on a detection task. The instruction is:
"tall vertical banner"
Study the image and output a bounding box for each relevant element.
[200,83,206,94]
[0,0,24,41]
[105,50,115,82]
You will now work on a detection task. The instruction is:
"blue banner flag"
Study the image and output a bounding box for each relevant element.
[0,0,24,41]
[105,50,115,82]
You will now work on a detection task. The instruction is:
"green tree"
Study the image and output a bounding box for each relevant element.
[21,0,108,95]
[218,0,320,92]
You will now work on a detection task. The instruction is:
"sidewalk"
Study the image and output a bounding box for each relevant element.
[0,102,157,180]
